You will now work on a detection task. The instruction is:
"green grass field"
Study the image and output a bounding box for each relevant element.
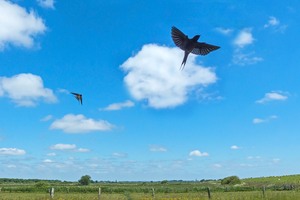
[2,191,300,200]
[1,174,300,199]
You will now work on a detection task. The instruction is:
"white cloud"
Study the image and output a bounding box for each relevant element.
[121,44,217,109]
[256,91,288,104]
[47,152,56,156]
[196,89,223,101]
[213,163,222,168]
[50,144,76,150]
[233,28,254,48]
[232,29,262,66]
[0,148,26,155]
[189,150,209,157]
[149,145,167,152]
[0,73,57,107]
[49,144,89,153]
[232,50,263,66]
[57,88,70,94]
[37,0,55,9]
[50,114,114,133]
[264,16,287,33]
[247,156,261,160]
[253,118,265,124]
[0,0,46,50]
[40,115,53,122]
[76,148,90,153]
[6,164,16,168]
[264,16,279,28]
[101,100,134,111]
[253,115,278,124]
[112,152,127,158]
[230,145,240,150]
[215,27,233,35]
[43,159,53,163]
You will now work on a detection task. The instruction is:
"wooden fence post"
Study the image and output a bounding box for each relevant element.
[152,187,155,199]
[207,187,211,199]
[50,187,54,199]
[98,187,101,200]
[262,186,265,198]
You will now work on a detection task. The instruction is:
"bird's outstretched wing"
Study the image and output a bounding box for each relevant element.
[171,26,187,51]
[78,96,82,105]
[192,42,220,55]
[71,92,82,105]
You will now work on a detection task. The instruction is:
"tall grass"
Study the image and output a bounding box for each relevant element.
[2,191,300,200]
[1,175,300,199]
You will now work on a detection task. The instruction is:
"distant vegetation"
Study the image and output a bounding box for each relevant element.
[0,174,300,199]
[79,175,91,186]
[221,175,241,185]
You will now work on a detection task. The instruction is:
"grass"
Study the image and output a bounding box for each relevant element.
[1,175,300,199]
[2,191,300,200]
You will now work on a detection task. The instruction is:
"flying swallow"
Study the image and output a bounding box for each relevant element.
[171,26,220,70]
[71,92,82,105]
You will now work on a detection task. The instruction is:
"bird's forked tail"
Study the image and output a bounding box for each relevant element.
[180,51,189,70]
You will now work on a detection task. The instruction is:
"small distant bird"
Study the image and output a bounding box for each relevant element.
[71,92,82,105]
[171,26,220,70]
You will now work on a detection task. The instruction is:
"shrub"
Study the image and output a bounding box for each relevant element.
[221,176,241,185]
[35,182,49,189]
[79,175,91,186]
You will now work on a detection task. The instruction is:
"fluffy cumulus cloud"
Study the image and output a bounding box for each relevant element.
[189,150,209,157]
[0,0,46,50]
[233,28,254,48]
[37,0,55,9]
[0,148,26,155]
[101,100,134,111]
[232,28,263,65]
[0,73,57,106]
[256,91,288,104]
[121,44,217,109]
[50,114,114,133]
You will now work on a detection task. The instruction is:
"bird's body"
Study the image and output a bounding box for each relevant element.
[171,26,220,70]
[71,92,82,105]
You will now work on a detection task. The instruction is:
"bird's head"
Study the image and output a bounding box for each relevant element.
[192,35,200,41]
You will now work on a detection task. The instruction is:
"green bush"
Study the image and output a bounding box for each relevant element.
[79,175,91,186]
[221,176,241,185]
[35,182,49,189]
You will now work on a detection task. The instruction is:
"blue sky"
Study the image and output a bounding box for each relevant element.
[0,0,300,181]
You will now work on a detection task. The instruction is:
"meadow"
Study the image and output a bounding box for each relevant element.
[1,175,300,199]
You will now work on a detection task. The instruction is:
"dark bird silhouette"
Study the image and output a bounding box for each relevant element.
[71,92,82,105]
[171,26,220,70]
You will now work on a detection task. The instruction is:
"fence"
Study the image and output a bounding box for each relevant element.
[45,185,298,199]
